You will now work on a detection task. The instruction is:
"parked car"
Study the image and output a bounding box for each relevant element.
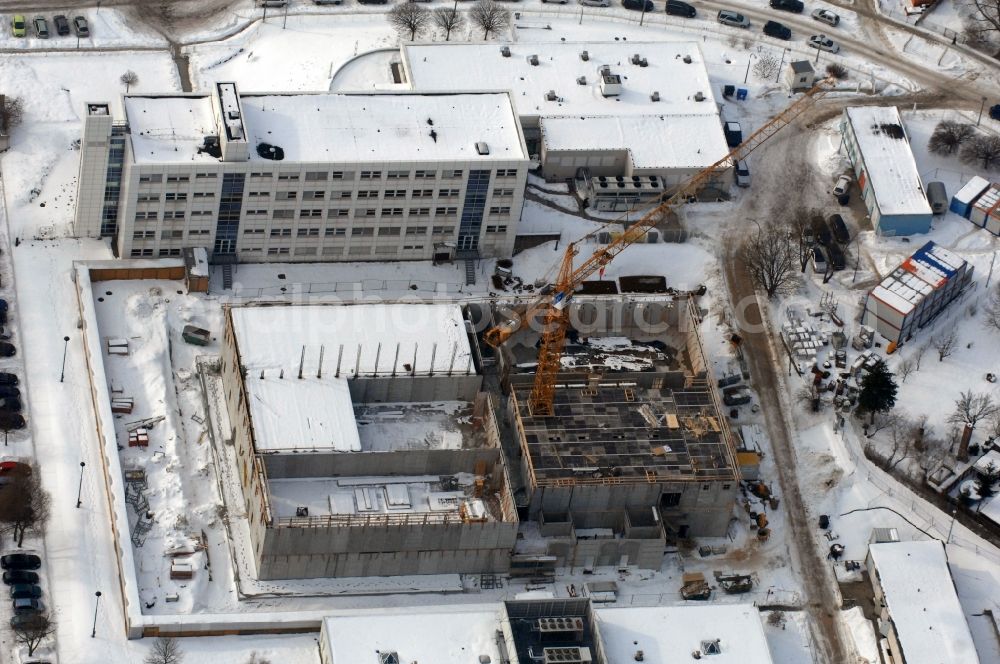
[812,216,831,245]
[734,160,751,188]
[717,9,750,28]
[0,386,19,399]
[0,343,15,358]
[763,20,792,39]
[0,413,26,430]
[10,613,45,630]
[32,16,49,39]
[0,461,30,484]
[723,121,743,147]
[811,246,828,274]
[11,15,26,37]
[53,14,69,35]
[542,0,570,4]
[829,214,850,243]
[809,34,840,53]
[10,584,42,600]
[827,242,846,271]
[356,0,389,4]
[1,554,41,570]
[991,104,1000,121]
[0,397,23,413]
[770,0,803,11]
[833,174,851,196]
[812,7,839,26]
[926,181,947,214]
[73,15,89,37]
[622,0,655,10]
[13,598,44,614]
[2,569,38,585]
[665,0,696,16]
[580,0,611,5]
[0,373,16,386]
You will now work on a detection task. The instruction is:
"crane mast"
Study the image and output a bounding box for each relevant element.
[487,79,834,416]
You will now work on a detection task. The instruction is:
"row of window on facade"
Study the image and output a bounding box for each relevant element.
[135,187,518,202]
[134,206,513,222]
[130,244,446,258]
[133,224,509,241]
[136,169,521,184]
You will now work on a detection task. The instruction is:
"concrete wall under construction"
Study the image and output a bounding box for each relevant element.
[347,373,482,402]
[263,447,500,479]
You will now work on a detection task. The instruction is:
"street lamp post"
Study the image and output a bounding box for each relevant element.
[91,591,102,638]
[744,52,757,84]
[775,48,788,84]
[60,335,70,383]
[76,462,86,508]
[978,97,988,126]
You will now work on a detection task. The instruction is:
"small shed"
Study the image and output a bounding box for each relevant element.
[184,247,209,293]
[785,61,815,92]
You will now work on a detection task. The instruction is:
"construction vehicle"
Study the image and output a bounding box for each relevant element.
[680,572,712,600]
[483,80,835,416]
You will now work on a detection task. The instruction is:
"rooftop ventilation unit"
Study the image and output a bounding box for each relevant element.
[650,91,660,102]
[537,617,585,635]
[598,64,610,75]
[475,141,490,155]
[700,640,722,655]
[295,506,309,517]
[577,76,587,85]
[545,90,559,102]
[599,72,622,97]
[694,91,705,101]
[580,50,589,61]
[501,46,511,57]
[528,54,539,66]
[630,54,648,66]
[543,647,593,664]
[683,54,693,64]
[378,653,400,664]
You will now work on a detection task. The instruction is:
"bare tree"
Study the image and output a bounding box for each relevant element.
[961,134,1000,170]
[144,637,184,664]
[927,121,975,155]
[983,285,1000,333]
[966,0,1000,43]
[246,654,272,664]
[0,467,50,546]
[752,51,780,79]
[948,390,998,431]
[825,62,848,80]
[387,3,430,41]
[433,7,465,41]
[0,95,24,132]
[933,330,958,361]
[865,410,901,438]
[740,221,798,299]
[12,614,55,657]
[120,70,139,93]
[913,344,927,371]
[883,417,917,470]
[469,0,510,40]
[897,357,916,383]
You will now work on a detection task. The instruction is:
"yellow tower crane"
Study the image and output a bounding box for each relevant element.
[484,79,835,416]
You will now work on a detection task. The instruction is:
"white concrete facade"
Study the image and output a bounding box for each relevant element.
[74,84,529,263]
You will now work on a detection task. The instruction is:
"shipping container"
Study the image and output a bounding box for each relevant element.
[949,176,990,218]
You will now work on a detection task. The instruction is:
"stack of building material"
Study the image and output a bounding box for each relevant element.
[128,427,149,447]
[862,241,973,344]
[970,184,1000,235]
[111,396,134,414]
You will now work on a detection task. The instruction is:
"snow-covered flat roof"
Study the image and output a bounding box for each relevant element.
[245,374,360,453]
[124,91,525,164]
[844,107,931,217]
[541,114,732,170]
[323,607,502,664]
[870,268,933,315]
[124,95,220,164]
[229,303,472,377]
[868,541,980,664]
[403,42,720,120]
[240,92,525,162]
[597,605,773,663]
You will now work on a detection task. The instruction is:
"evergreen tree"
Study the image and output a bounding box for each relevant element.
[857,359,898,423]
[976,461,999,499]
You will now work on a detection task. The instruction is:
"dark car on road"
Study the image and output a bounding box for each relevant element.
[0,373,17,386]
[763,20,792,39]
[665,0,695,16]
[0,342,15,358]
[53,15,70,35]
[1,554,41,570]
[811,216,831,245]
[13,598,44,614]
[827,242,846,271]
[0,398,22,413]
[0,412,26,430]
[0,386,19,399]
[3,570,38,585]
[770,0,804,11]
[10,584,42,600]
[10,613,45,630]
[829,214,850,243]
[623,0,655,10]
